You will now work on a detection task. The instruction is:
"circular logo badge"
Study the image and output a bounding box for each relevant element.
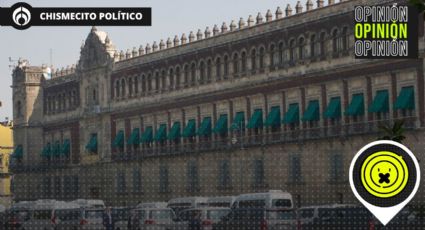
[351,141,417,207]
[11,2,33,30]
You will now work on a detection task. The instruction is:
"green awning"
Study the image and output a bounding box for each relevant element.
[197,117,212,136]
[168,122,181,140]
[61,139,70,156]
[41,143,51,158]
[85,134,97,152]
[154,124,167,142]
[368,90,389,113]
[394,86,415,110]
[265,106,281,127]
[112,130,124,148]
[182,119,196,138]
[302,100,320,121]
[230,112,245,131]
[247,109,263,129]
[213,115,228,134]
[324,97,341,119]
[345,94,364,116]
[141,126,153,143]
[283,103,299,124]
[13,145,23,159]
[127,128,140,145]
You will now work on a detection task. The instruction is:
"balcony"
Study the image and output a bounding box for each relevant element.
[11,117,419,171]
[111,117,419,162]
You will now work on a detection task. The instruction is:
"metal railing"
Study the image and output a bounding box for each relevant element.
[11,117,419,170]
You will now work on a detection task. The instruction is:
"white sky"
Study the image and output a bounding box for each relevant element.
[0,0,314,120]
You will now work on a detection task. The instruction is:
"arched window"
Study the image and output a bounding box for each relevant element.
[134,77,139,94]
[232,53,239,75]
[128,77,133,96]
[269,44,275,68]
[155,72,160,91]
[115,80,120,98]
[332,29,339,53]
[342,27,348,51]
[278,42,284,65]
[320,32,326,56]
[289,39,296,62]
[207,59,212,82]
[147,73,152,91]
[259,47,265,69]
[241,51,247,73]
[191,63,196,85]
[215,57,221,80]
[298,37,305,60]
[199,61,205,84]
[310,34,316,57]
[141,74,146,93]
[161,70,167,90]
[251,49,257,70]
[223,55,229,78]
[184,64,189,86]
[92,89,97,102]
[120,79,126,97]
[169,68,174,89]
[62,93,67,109]
[175,67,181,88]
[17,100,22,117]
[72,90,77,106]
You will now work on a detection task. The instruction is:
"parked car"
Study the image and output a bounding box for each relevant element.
[178,207,231,230]
[51,201,82,230]
[168,197,209,215]
[73,199,106,209]
[5,201,33,229]
[112,207,130,230]
[298,204,357,225]
[300,206,376,230]
[232,190,293,209]
[213,207,298,230]
[128,207,184,230]
[80,208,105,230]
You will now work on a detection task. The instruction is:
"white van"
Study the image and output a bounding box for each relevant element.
[232,190,293,209]
[73,199,105,209]
[207,196,236,208]
[51,201,82,230]
[137,202,168,209]
[167,197,208,214]
[20,199,56,230]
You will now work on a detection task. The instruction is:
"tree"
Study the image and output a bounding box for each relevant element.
[378,120,406,143]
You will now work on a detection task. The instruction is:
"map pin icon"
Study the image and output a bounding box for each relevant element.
[349,140,420,226]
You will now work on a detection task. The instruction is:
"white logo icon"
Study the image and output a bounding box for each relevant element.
[12,6,31,26]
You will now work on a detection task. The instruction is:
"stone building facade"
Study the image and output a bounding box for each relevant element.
[10,0,425,207]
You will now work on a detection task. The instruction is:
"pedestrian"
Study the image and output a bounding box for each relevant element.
[188,210,202,230]
[103,207,114,230]
[128,210,139,230]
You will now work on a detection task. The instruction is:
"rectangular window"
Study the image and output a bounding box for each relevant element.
[187,161,200,193]
[72,176,79,198]
[54,176,61,197]
[42,177,51,199]
[116,171,126,194]
[132,169,142,193]
[253,159,265,187]
[63,176,72,198]
[159,165,169,193]
[218,160,231,189]
[330,154,344,183]
[289,155,302,183]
